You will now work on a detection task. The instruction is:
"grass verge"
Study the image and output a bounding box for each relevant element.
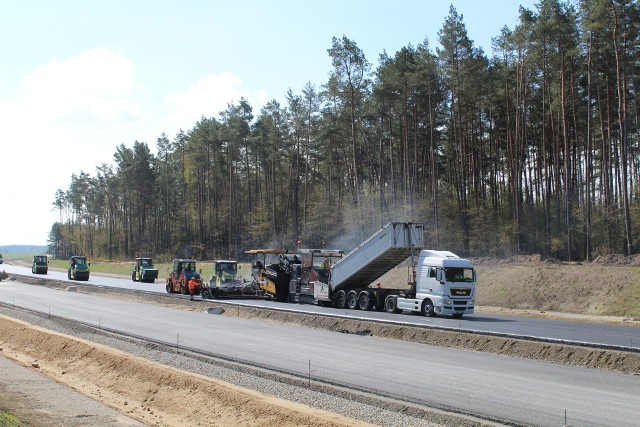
[0,410,28,427]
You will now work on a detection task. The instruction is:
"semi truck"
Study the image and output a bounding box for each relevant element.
[286,222,477,318]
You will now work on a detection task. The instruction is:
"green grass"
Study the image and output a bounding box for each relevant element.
[0,409,28,427]
[0,252,41,262]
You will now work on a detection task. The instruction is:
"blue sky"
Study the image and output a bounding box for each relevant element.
[0,0,536,246]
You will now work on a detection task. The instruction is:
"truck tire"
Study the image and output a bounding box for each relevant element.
[384,296,401,314]
[358,292,373,311]
[347,292,359,309]
[132,272,138,282]
[166,281,173,293]
[68,270,72,280]
[335,290,347,309]
[422,299,436,317]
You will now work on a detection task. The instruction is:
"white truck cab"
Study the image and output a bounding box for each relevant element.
[396,250,476,318]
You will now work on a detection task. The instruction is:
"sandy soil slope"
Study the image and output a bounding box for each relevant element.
[0,315,374,427]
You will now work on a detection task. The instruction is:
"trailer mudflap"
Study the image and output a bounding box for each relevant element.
[314,281,331,302]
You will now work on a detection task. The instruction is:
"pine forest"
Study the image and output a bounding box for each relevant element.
[49,1,640,262]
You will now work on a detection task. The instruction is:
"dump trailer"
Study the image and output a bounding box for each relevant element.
[287,222,477,318]
[131,257,159,283]
[201,259,262,299]
[32,255,48,274]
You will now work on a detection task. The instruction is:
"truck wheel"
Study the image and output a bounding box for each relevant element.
[132,273,137,282]
[358,292,372,311]
[384,296,401,314]
[166,281,173,293]
[335,291,347,309]
[422,299,436,317]
[68,270,72,280]
[347,292,359,310]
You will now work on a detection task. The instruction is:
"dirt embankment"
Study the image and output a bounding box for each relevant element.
[0,315,374,427]
[470,256,640,320]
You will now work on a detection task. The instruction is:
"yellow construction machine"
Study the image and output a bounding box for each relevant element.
[244,249,300,301]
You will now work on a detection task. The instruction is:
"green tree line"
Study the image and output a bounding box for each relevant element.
[48,0,640,262]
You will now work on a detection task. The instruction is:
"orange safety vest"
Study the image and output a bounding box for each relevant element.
[188,278,198,292]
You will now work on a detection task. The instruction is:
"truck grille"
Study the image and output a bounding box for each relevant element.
[451,288,471,297]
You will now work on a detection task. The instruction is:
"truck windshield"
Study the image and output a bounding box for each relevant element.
[444,267,474,283]
[313,256,334,269]
[216,263,237,275]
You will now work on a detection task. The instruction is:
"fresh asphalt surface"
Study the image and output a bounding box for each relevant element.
[2,263,639,351]
[0,274,639,426]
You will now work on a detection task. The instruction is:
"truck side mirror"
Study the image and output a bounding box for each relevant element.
[436,269,444,283]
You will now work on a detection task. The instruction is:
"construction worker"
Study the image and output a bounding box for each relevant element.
[188,276,198,301]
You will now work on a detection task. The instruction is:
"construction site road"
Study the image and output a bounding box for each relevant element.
[2,263,639,351]
[1,279,639,426]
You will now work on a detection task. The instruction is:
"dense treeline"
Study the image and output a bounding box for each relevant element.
[48,0,640,262]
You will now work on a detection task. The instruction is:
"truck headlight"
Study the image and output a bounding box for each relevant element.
[443,298,452,305]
